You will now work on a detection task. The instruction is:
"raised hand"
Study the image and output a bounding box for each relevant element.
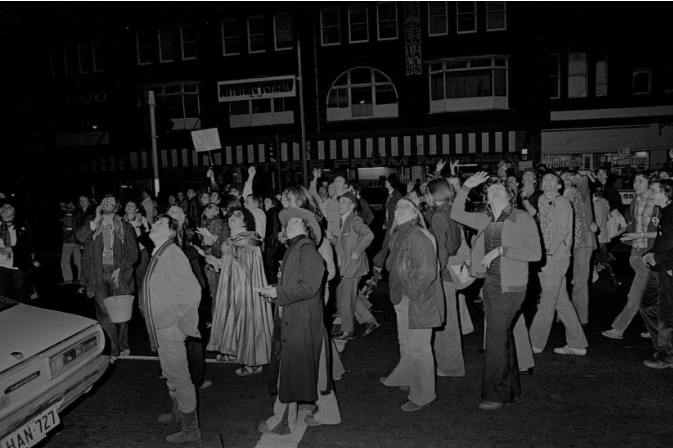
[436,160,446,173]
[248,166,256,177]
[463,171,490,189]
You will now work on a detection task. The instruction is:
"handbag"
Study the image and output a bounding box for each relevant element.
[448,228,475,290]
[607,211,627,240]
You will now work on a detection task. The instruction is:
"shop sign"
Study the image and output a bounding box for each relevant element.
[217,76,296,102]
[541,154,583,169]
[403,2,422,76]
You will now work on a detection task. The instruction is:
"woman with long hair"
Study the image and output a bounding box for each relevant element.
[205,206,273,376]
[380,197,444,412]
[425,177,466,377]
[451,172,541,410]
[257,207,341,434]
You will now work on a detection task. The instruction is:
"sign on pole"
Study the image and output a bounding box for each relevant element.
[191,128,222,153]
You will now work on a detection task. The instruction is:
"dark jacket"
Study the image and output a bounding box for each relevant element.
[358,196,375,226]
[649,202,673,273]
[77,217,138,294]
[387,222,444,329]
[384,189,403,230]
[427,202,461,282]
[276,236,327,404]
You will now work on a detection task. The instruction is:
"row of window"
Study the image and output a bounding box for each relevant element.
[133,2,506,64]
[319,2,506,46]
[547,53,673,99]
[50,41,104,76]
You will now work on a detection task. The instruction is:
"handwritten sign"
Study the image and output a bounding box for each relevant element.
[191,128,221,153]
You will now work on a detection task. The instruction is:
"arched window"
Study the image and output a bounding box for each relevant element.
[326,67,398,121]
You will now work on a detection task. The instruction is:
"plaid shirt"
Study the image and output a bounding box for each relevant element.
[538,195,557,252]
[632,190,656,249]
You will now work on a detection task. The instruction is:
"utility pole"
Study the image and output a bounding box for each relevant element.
[148,91,160,195]
[297,37,308,186]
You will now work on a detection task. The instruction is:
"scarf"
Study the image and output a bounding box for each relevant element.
[0,220,11,247]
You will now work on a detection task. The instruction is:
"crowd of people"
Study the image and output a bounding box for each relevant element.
[1,159,673,443]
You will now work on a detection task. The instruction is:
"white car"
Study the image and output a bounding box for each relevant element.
[0,295,109,448]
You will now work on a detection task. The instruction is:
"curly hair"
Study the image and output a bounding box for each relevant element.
[224,206,256,232]
[483,177,517,209]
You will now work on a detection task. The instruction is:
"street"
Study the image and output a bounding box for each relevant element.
[30,251,672,448]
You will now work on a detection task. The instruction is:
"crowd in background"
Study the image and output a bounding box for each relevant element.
[1,159,673,442]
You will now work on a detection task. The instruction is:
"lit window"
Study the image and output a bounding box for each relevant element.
[349,4,369,43]
[159,29,175,63]
[595,53,608,97]
[181,25,197,60]
[248,16,267,53]
[486,2,506,31]
[377,2,397,40]
[149,83,201,130]
[428,2,448,36]
[222,19,241,55]
[228,97,295,127]
[321,7,341,46]
[326,67,398,121]
[568,52,587,98]
[632,70,651,95]
[549,54,560,99]
[274,13,293,50]
[136,31,153,65]
[428,56,509,113]
[456,2,476,34]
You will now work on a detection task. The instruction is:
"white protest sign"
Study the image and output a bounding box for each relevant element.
[191,128,222,153]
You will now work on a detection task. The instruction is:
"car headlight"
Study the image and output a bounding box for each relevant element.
[49,335,100,378]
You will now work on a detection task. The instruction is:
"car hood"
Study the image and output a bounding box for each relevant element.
[0,303,98,373]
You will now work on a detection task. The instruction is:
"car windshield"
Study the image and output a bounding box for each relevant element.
[0,295,18,312]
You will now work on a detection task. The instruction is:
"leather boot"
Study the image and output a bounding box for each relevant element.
[158,397,179,424]
[166,410,201,444]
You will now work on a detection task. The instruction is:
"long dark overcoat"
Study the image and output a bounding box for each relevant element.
[275,235,326,404]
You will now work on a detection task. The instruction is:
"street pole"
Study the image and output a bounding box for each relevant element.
[276,133,282,192]
[148,90,160,195]
[297,37,308,186]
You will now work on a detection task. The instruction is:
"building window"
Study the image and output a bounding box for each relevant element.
[428,56,509,113]
[428,2,448,36]
[158,29,175,63]
[663,62,673,94]
[377,2,397,40]
[326,67,398,121]
[320,7,341,46]
[181,25,197,60]
[248,16,267,53]
[229,97,295,128]
[548,54,560,99]
[274,13,293,50]
[632,70,651,95]
[349,4,369,43]
[64,45,78,75]
[149,83,201,130]
[486,2,506,31]
[456,2,477,34]
[136,30,153,65]
[222,19,241,55]
[568,52,587,98]
[595,53,608,97]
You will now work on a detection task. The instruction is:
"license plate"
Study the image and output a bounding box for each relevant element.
[1,405,60,448]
